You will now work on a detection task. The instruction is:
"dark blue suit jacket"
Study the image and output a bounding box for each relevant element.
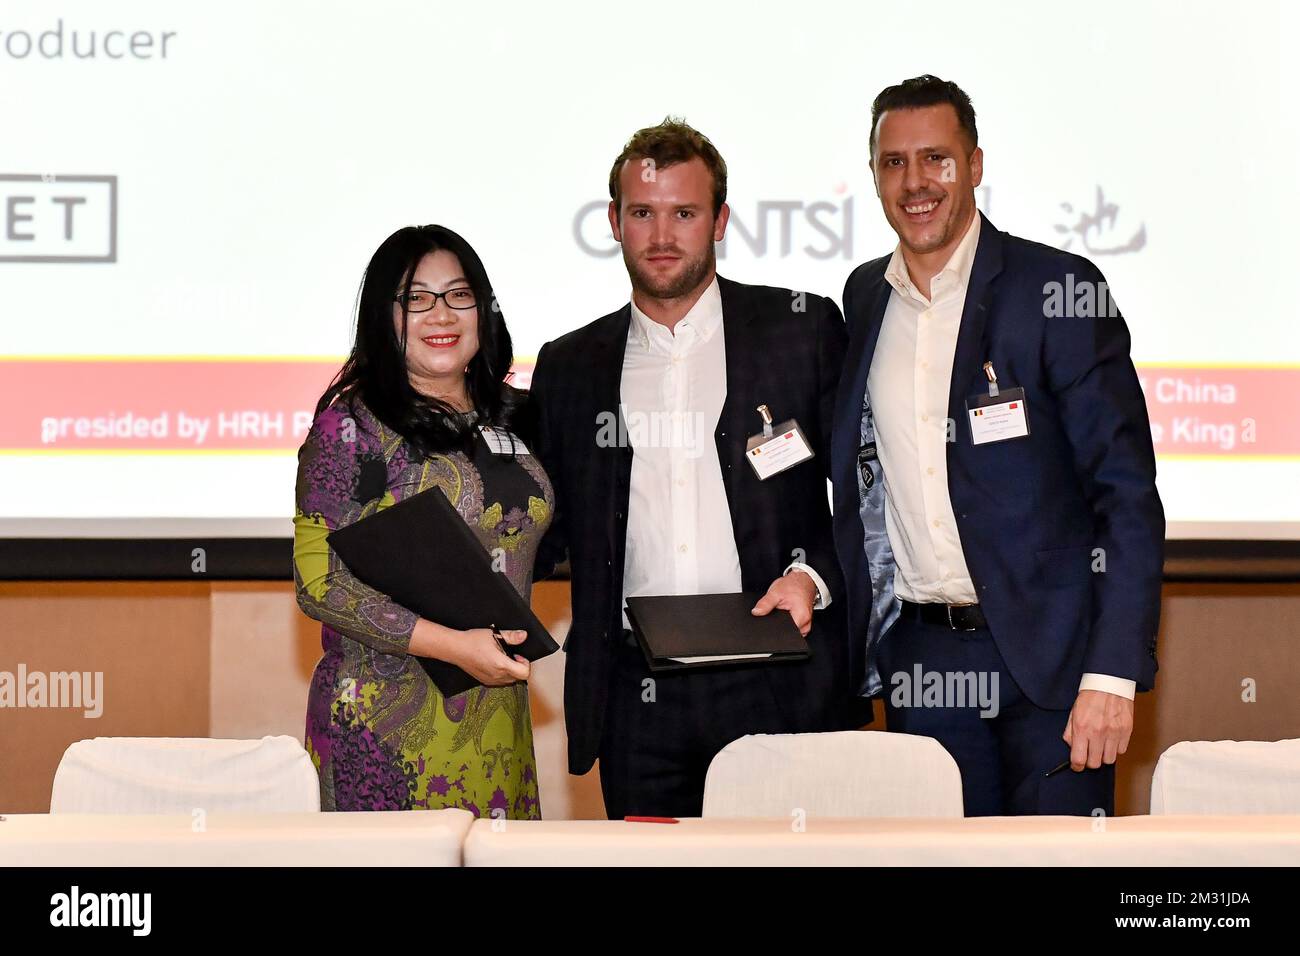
[831,213,1164,710]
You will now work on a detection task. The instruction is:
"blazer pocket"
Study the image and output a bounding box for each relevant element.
[1034,544,1095,588]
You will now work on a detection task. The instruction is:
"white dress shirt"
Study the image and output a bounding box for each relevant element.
[620,277,830,625]
[867,215,1134,700]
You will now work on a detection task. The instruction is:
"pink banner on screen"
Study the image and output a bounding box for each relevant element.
[1136,366,1298,458]
[0,359,539,451]
[0,359,1291,455]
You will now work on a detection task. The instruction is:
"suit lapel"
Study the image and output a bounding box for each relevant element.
[945,213,1005,430]
[590,303,632,416]
[590,305,633,555]
[832,266,896,697]
[715,275,758,547]
[833,271,892,491]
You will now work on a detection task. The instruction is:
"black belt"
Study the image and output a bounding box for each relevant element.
[899,600,987,631]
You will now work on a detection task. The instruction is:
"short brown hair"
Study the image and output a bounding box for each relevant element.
[870,75,978,160]
[608,116,728,219]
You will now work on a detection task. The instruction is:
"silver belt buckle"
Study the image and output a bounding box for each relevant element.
[947,603,978,631]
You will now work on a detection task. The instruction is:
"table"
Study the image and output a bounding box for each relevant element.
[0,809,473,866]
[462,815,1300,866]
[7,811,1297,866]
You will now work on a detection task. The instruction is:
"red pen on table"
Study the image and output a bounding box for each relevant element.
[624,816,679,824]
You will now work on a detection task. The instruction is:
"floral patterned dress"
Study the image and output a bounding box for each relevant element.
[293,395,552,818]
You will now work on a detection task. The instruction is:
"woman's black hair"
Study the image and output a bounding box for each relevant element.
[315,224,526,460]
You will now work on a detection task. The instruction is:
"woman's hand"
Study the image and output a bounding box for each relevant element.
[408,618,531,686]
[453,628,531,686]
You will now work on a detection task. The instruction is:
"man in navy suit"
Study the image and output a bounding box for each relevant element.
[832,75,1164,816]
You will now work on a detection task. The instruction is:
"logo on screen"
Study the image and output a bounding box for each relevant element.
[572,196,856,260]
[0,174,117,263]
[1054,185,1146,256]
[572,185,1002,260]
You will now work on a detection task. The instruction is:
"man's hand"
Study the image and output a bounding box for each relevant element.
[751,570,817,637]
[1063,689,1134,770]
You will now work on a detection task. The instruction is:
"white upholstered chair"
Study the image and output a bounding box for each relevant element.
[50,735,321,813]
[1149,739,1300,814]
[702,730,964,818]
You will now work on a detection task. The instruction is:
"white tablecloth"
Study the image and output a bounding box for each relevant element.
[462,815,1300,866]
[0,809,473,866]
[7,812,1297,866]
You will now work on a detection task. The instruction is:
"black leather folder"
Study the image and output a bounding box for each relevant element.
[623,592,810,673]
[326,486,558,696]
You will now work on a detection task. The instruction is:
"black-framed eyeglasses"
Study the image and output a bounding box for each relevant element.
[395,288,477,312]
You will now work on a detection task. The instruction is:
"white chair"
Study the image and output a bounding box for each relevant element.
[50,735,321,813]
[702,731,964,818]
[1149,739,1300,814]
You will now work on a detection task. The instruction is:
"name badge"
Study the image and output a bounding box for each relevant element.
[967,387,1030,445]
[479,426,530,456]
[745,404,814,480]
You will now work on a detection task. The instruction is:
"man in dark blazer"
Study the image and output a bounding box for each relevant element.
[531,118,868,818]
[832,76,1164,816]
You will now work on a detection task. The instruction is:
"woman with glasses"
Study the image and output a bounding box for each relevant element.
[293,225,551,818]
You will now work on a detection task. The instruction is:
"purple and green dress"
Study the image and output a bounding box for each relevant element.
[293,396,551,818]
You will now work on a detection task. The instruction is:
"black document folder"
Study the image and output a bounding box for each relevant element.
[623,592,810,673]
[326,486,558,696]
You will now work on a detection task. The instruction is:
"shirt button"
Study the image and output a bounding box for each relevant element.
[678,544,688,554]
[921,361,929,370]
[676,478,686,487]
[933,519,941,528]
[927,467,935,476]
[921,414,929,422]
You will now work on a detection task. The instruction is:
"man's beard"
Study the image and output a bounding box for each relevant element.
[624,244,715,302]
[895,194,972,256]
